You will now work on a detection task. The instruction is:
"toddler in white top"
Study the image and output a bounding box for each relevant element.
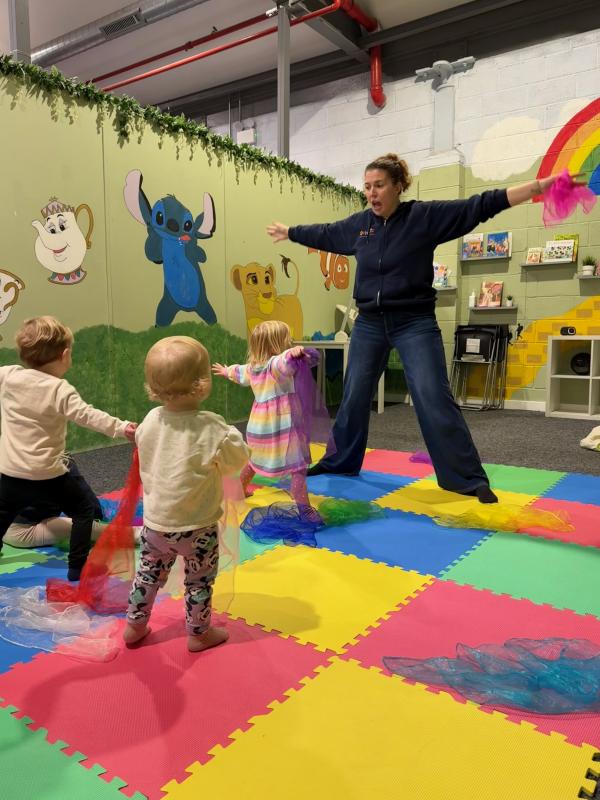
[124,336,249,652]
[0,316,136,580]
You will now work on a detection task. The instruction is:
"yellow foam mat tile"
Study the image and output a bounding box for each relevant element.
[310,444,372,462]
[377,477,536,518]
[213,546,432,652]
[162,658,598,800]
[310,442,327,462]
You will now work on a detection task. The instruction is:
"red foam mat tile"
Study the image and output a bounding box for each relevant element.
[0,597,331,798]
[343,578,600,748]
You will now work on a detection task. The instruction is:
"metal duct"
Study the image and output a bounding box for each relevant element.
[31,0,212,67]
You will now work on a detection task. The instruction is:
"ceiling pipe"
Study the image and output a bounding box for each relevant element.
[93,12,270,84]
[101,1,347,92]
[32,0,212,67]
[100,0,386,109]
[337,0,385,108]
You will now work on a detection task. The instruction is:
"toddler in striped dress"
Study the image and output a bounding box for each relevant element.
[212,320,319,510]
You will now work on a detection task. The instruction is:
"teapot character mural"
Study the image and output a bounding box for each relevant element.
[0,269,25,340]
[32,198,94,285]
[124,170,217,327]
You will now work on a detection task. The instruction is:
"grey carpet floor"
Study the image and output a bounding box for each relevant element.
[74,404,599,495]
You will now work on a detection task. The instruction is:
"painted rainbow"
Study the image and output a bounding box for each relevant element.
[536,97,600,198]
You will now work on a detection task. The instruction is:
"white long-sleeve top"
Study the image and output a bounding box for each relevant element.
[135,406,250,532]
[0,365,130,480]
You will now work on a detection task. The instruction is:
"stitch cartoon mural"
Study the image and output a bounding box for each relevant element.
[123,170,217,327]
[308,248,350,291]
[31,198,93,285]
[230,255,303,339]
[0,269,25,340]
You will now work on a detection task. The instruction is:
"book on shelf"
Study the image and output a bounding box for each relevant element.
[462,233,484,259]
[526,247,544,264]
[486,231,511,258]
[554,232,579,262]
[477,280,503,308]
[543,239,575,263]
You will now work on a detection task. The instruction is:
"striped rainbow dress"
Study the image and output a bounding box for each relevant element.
[226,349,319,477]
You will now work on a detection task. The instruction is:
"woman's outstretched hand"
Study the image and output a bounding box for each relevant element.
[539,172,586,192]
[266,221,289,242]
[212,363,228,377]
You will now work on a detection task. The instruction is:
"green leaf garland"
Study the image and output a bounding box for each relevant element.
[0,55,365,208]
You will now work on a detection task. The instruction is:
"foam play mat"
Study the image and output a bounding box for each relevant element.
[1,447,600,799]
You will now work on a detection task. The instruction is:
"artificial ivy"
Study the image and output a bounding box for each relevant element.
[0,55,366,207]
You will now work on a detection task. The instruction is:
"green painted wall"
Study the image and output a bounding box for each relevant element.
[0,74,361,450]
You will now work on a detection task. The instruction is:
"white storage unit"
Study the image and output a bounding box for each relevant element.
[546,335,600,420]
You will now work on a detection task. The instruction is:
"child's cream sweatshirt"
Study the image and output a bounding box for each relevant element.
[0,365,130,480]
[136,406,250,532]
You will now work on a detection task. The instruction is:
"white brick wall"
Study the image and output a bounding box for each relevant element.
[206,28,600,188]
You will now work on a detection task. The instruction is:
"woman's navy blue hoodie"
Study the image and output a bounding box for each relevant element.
[288,189,510,315]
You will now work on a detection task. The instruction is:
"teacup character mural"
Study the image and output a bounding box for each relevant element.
[0,269,25,340]
[32,198,94,285]
[124,169,217,327]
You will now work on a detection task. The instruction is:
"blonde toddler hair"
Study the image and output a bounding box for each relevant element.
[16,316,73,367]
[248,320,292,367]
[145,336,211,402]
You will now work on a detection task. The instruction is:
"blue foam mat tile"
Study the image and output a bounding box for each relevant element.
[306,470,415,502]
[314,509,491,575]
[542,473,600,505]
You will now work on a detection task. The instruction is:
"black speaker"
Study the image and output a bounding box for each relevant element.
[560,326,576,335]
[571,352,591,375]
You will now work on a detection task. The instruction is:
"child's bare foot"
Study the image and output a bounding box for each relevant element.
[188,626,229,652]
[123,623,151,646]
[243,486,254,498]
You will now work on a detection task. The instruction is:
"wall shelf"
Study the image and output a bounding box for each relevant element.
[546,335,600,420]
[578,274,600,280]
[460,257,509,263]
[471,305,517,312]
[521,261,576,268]
[435,285,457,292]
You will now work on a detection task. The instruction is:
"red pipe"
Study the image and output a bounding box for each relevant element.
[339,0,377,32]
[102,1,344,92]
[369,45,385,108]
[101,0,385,109]
[339,0,386,108]
[93,12,270,84]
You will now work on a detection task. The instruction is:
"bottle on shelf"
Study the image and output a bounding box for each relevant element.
[468,291,476,309]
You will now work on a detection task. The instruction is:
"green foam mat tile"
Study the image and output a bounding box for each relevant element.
[0,543,51,576]
[424,463,566,496]
[443,531,600,617]
[0,701,147,799]
[239,531,279,563]
[482,464,566,495]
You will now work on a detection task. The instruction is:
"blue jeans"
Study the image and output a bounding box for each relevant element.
[317,310,489,493]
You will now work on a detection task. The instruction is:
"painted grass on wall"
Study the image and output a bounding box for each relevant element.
[0,321,252,452]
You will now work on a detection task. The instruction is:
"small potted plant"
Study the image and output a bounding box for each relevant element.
[505,294,514,307]
[582,255,596,277]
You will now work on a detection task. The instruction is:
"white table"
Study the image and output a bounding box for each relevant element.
[294,339,385,414]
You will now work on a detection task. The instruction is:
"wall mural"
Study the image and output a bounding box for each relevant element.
[0,269,25,340]
[230,255,303,339]
[123,170,217,327]
[308,248,350,291]
[32,198,93,285]
[535,97,600,196]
